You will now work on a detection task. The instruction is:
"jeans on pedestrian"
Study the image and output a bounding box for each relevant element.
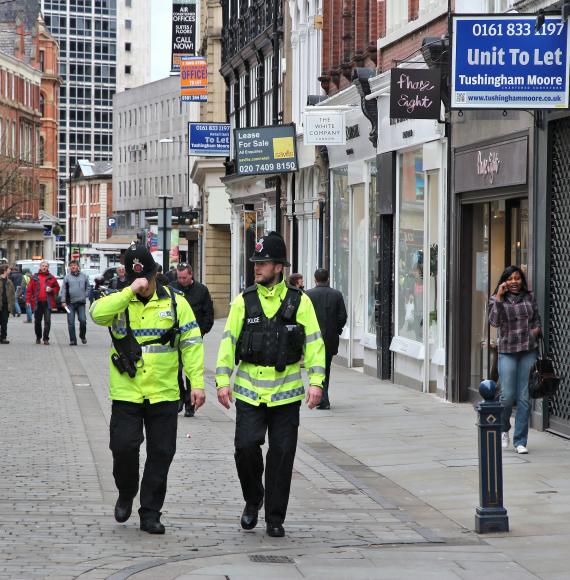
[498,349,538,447]
[25,303,33,322]
[13,292,21,315]
[67,302,87,343]
[34,301,51,341]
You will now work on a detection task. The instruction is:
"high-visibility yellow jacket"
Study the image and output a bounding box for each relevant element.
[215,278,326,407]
[90,284,204,403]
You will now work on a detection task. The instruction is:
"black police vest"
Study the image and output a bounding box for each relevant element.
[236,285,305,371]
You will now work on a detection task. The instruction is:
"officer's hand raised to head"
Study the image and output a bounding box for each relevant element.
[130,277,148,294]
[217,387,233,409]
[191,389,205,411]
[306,386,322,409]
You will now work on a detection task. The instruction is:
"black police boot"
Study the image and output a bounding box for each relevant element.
[184,403,195,418]
[266,523,285,537]
[114,496,133,523]
[140,516,165,535]
[240,499,263,530]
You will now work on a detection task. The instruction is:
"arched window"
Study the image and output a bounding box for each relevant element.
[39,136,45,165]
[39,93,45,117]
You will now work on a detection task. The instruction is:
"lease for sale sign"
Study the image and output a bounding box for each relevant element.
[180,57,208,101]
[452,15,570,109]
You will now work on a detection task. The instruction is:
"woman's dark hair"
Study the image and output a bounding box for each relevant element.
[493,265,529,295]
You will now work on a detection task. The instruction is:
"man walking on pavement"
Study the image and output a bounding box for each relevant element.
[9,265,23,317]
[216,231,326,538]
[22,270,33,322]
[306,269,347,410]
[26,260,60,345]
[90,243,205,535]
[0,264,16,343]
[171,262,214,417]
[61,261,90,346]
[110,265,129,290]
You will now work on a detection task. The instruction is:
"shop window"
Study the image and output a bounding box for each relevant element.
[397,149,424,341]
[332,167,350,302]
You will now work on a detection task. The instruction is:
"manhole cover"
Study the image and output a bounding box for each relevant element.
[249,555,295,564]
[326,488,359,495]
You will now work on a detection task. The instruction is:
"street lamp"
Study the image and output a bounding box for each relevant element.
[157,194,173,273]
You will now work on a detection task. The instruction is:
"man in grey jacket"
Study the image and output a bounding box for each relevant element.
[61,261,90,346]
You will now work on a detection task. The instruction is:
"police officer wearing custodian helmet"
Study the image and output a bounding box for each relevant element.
[90,243,205,534]
[215,232,326,538]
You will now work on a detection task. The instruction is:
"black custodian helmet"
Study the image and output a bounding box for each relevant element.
[249,231,290,266]
[124,242,158,282]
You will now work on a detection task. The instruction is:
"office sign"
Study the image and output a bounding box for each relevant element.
[171,0,197,72]
[303,110,346,145]
[452,15,570,109]
[390,68,441,119]
[234,124,298,176]
[180,56,207,101]
[188,122,230,156]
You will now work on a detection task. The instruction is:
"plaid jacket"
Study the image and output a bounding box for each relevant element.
[488,291,541,354]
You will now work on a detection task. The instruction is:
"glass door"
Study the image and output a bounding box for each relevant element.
[464,198,527,400]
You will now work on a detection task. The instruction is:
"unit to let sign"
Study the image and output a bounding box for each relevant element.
[188,123,230,156]
[180,56,207,101]
[235,125,298,176]
[452,15,570,109]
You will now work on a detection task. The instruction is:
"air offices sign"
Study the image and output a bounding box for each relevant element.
[171,0,197,72]
[452,15,570,109]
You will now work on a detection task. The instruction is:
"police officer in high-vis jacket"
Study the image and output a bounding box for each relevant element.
[215,231,325,538]
[90,243,205,535]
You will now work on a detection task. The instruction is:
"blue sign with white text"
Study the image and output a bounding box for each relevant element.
[452,15,570,109]
[188,123,231,157]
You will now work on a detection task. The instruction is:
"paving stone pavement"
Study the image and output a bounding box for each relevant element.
[0,315,563,579]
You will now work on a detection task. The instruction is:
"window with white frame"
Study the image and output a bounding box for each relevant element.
[486,0,515,12]
[264,53,273,125]
[386,0,409,34]
[250,64,259,126]
[418,0,447,17]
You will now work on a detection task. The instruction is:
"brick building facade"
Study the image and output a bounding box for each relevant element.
[0,15,42,262]
[69,160,113,266]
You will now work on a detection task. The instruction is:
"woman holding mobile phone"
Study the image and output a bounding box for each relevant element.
[489,266,541,454]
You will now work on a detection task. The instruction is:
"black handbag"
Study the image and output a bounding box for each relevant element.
[528,338,560,399]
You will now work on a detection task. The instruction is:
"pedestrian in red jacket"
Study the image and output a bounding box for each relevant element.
[25,261,60,345]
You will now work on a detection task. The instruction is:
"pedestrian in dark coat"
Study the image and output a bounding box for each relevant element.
[171,263,214,416]
[0,264,16,343]
[306,268,347,409]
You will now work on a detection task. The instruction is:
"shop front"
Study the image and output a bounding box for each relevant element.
[224,176,278,299]
[535,110,570,436]
[323,87,378,374]
[452,132,531,403]
[373,86,447,394]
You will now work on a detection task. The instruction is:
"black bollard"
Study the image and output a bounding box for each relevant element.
[475,379,509,533]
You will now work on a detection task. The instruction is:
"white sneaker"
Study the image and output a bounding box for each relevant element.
[501,432,509,449]
[515,445,528,454]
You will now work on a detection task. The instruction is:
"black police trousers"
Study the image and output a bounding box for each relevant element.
[109,399,178,519]
[234,399,301,526]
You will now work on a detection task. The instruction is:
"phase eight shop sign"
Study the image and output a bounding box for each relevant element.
[454,136,528,193]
